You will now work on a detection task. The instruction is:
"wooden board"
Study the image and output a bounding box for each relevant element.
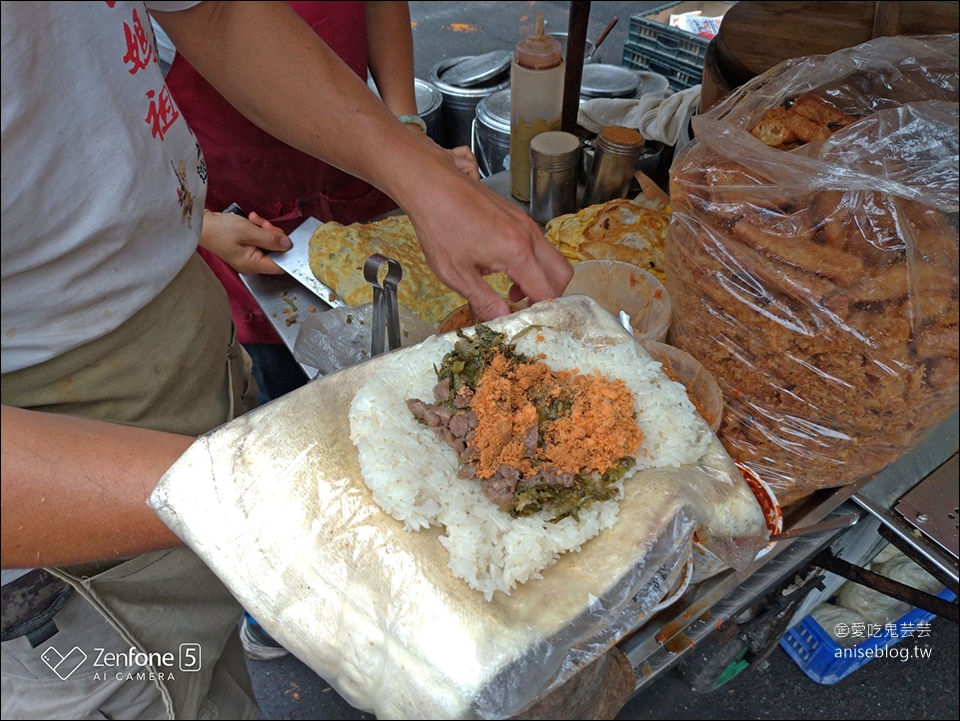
[699,38,732,113]
[714,1,959,86]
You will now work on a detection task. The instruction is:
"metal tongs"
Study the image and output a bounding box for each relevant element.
[363,253,402,357]
[767,512,860,543]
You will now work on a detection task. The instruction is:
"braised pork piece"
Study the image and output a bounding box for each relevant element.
[407,325,643,521]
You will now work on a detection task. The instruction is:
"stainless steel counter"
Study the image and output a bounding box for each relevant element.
[240,271,327,379]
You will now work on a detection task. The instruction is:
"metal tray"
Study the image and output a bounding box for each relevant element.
[270,217,346,309]
[241,174,526,371]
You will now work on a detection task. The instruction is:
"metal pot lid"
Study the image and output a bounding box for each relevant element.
[440,50,512,88]
[414,79,443,116]
[475,88,511,132]
[637,71,669,97]
[579,64,641,99]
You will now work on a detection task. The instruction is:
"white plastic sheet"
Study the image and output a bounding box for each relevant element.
[150,296,767,719]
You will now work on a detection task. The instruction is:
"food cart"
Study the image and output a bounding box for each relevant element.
[158,3,957,717]
[232,160,957,716]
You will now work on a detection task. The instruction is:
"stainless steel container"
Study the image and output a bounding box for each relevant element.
[429,56,511,150]
[415,78,443,144]
[529,131,580,224]
[637,71,670,98]
[582,125,645,207]
[579,64,641,101]
[472,88,511,178]
[367,77,444,145]
[635,139,669,183]
[548,32,601,64]
[579,67,671,102]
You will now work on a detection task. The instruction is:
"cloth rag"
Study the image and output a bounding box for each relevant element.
[578,85,701,149]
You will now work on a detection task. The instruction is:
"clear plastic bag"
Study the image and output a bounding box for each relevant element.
[293,302,435,375]
[833,543,944,629]
[666,35,959,505]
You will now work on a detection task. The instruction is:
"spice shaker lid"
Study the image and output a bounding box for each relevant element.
[597,125,645,152]
[530,131,581,158]
[530,131,581,168]
[441,50,513,87]
[515,11,562,70]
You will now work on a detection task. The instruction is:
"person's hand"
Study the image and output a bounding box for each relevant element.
[401,157,573,322]
[403,120,481,182]
[155,3,567,314]
[198,210,292,275]
[448,145,481,182]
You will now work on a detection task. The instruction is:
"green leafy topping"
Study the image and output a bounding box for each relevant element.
[435,324,532,402]
[511,457,636,522]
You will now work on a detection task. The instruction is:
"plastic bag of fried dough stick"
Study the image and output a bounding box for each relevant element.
[666,34,958,507]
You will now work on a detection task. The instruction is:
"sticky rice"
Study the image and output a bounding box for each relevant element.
[349,327,709,600]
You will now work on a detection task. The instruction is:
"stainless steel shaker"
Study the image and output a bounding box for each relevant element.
[529,131,581,224]
[582,125,645,207]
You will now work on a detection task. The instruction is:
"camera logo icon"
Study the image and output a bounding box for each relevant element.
[41,646,87,680]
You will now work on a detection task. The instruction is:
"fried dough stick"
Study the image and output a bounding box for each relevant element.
[789,93,858,130]
[749,94,858,149]
[731,218,864,286]
[750,107,832,148]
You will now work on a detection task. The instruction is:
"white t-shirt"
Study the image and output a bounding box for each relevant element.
[1,1,206,373]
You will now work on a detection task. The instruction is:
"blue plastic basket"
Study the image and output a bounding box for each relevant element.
[780,588,957,685]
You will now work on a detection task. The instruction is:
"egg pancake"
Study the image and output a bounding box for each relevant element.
[308,214,512,326]
[545,198,670,281]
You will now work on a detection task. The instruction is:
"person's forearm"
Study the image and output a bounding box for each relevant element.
[152,1,574,320]
[1,405,191,568]
[366,1,418,117]
[152,1,435,211]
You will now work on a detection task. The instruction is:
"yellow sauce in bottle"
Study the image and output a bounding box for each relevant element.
[509,12,564,203]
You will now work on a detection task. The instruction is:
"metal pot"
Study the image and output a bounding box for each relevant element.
[367,77,444,145]
[414,79,443,144]
[549,32,601,64]
[471,88,511,178]
[429,56,510,150]
[579,64,641,101]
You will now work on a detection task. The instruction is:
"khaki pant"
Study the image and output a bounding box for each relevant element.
[1,254,260,719]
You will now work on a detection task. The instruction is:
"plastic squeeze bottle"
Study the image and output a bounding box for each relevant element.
[509,12,565,203]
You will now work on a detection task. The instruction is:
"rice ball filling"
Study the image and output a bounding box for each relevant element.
[350,321,709,599]
[407,325,644,522]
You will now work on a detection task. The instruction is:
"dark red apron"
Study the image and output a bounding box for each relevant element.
[166,1,399,344]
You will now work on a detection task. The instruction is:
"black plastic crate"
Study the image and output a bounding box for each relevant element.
[622,41,702,92]
[627,30,708,69]
[626,2,733,73]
